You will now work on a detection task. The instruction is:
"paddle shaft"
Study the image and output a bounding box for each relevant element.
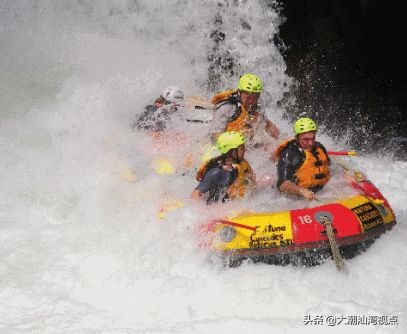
[327,151,357,156]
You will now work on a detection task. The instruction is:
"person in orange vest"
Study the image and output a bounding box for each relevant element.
[274,118,331,200]
[191,131,255,204]
[209,74,280,146]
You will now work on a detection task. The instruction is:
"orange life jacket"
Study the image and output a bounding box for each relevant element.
[195,158,254,200]
[227,160,255,199]
[211,90,259,138]
[272,138,294,162]
[225,106,259,136]
[274,139,331,189]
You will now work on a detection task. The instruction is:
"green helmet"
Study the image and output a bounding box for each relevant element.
[216,131,246,154]
[293,117,318,135]
[237,74,263,93]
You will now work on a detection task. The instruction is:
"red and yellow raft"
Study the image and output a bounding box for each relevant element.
[199,165,396,267]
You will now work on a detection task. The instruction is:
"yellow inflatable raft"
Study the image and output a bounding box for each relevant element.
[199,165,396,269]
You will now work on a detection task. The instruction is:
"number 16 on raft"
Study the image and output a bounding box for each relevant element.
[298,215,313,225]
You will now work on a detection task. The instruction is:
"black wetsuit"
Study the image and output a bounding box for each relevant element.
[276,140,330,193]
[133,97,178,132]
[195,163,237,204]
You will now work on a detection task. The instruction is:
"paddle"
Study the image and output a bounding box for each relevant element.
[157,199,185,220]
[315,212,349,273]
[315,196,340,203]
[211,219,257,231]
[327,150,357,156]
[185,96,213,111]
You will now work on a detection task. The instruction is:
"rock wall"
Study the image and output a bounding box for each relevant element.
[278,0,407,156]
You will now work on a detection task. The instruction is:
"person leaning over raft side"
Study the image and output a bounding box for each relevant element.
[133,86,184,132]
[209,73,280,144]
[191,131,255,204]
[274,118,331,200]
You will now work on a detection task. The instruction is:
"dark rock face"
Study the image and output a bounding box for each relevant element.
[278,0,407,157]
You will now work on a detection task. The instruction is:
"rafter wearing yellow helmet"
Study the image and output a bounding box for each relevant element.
[209,73,280,144]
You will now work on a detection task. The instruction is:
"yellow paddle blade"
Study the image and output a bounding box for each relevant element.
[153,158,175,174]
[157,200,185,220]
[354,171,367,181]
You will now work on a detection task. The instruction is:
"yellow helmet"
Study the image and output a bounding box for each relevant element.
[216,131,246,154]
[293,117,317,135]
[237,74,263,93]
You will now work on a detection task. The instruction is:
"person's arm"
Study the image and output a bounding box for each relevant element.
[265,119,280,140]
[279,180,316,200]
[190,188,203,200]
[191,167,223,200]
[209,104,236,142]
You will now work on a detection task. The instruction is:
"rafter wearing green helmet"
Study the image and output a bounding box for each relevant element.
[275,116,330,201]
[208,72,280,143]
[192,131,254,204]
